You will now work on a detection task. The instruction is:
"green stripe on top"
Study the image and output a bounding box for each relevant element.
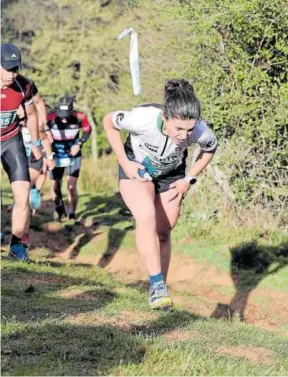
[157,113,164,134]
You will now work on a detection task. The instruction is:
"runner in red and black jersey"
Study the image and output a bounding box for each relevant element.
[46,96,92,221]
[0,43,42,262]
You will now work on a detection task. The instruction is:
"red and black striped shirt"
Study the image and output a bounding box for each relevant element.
[0,74,34,142]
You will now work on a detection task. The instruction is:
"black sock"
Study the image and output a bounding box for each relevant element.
[10,234,22,246]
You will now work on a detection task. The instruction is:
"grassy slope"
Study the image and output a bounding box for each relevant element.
[1,160,288,376]
[2,260,288,376]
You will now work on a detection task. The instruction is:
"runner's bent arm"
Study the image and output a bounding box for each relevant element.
[187,121,217,177]
[78,112,92,146]
[70,112,92,156]
[103,112,146,181]
[103,112,130,167]
[187,150,216,177]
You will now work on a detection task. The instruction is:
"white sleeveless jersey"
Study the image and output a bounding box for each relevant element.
[21,126,31,146]
[112,105,217,178]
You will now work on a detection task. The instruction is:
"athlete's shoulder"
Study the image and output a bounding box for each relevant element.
[47,111,58,122]
[15,74,32,89]
[113,104,162,133]
[131,104,162,123]
[10,74,30,93]
[72,110,87,120]
[191,120,217,151]
[26,78,38,96]
[16,74,30,85]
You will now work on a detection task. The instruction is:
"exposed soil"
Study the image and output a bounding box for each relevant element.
[217,346,275,366]
[2,198,288,333]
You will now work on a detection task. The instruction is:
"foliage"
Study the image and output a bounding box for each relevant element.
[1,0,287,219]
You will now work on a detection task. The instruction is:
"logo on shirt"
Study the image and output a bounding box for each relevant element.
[116,113,124,125]
[144,143,159,153]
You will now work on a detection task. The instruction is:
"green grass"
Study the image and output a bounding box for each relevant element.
[1,158,288,375]
[2,259,288,376]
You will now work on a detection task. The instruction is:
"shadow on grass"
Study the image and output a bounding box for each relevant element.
[1,261,117,322]
[1,191,133,264]
[76,192,133,267]
[1,322,146,376]
[211,240,288,321]
[2,261,206,376]
[2,309,205,376]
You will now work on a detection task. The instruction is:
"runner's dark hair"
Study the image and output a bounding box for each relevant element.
[164,79,201,120]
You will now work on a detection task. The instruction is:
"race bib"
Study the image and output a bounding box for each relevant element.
[55,157,75,168]
[0,110,17,129]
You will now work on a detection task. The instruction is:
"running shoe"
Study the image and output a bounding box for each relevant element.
[68,212,76,220]
[9,243,30,262]
[149,281,173,310]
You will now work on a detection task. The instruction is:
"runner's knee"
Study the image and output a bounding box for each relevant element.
[134,208,156,228]
[67,179,77,192]
[14,192,29,210]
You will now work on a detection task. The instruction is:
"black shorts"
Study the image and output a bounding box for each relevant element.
[118,164,185,194]
[28,154,43,173]
[1,132,30,183]
[49,156,81,180]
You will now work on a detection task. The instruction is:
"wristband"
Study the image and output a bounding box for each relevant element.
[46,152,55,160]
[31,138,41,147]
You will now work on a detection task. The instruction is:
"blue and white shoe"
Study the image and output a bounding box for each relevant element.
[29,188,41,210]
[9,244,30,262]
[149,281,173,310]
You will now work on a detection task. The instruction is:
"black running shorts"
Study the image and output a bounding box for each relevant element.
[49,156,82,180]
[1,132,30,183]
[118,164,185,194]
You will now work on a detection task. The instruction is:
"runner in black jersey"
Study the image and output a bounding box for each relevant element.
[103,79,217,310]
[46,96,91,221]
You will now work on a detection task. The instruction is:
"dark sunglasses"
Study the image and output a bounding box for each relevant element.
[7,66,20,73]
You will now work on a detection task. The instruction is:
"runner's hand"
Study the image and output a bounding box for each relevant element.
[70,144,81,156]
[31,146,42,161]
[122,160,149,182]
[46,158,56,171]
[168,179,190,201]
[42,158,48,174]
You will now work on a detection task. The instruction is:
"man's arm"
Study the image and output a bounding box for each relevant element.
[70,112,92,156]
[33,93,47,127]
[77,112,92,146]
[25,103,42,160]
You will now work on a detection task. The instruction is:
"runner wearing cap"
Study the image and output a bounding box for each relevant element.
[103,79,217,310]
[46,96,92,221]
[0,43,41,262]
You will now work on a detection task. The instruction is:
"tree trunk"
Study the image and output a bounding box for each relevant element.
[86,108,98,160]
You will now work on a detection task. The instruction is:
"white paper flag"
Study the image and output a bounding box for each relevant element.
[118,28,141,95]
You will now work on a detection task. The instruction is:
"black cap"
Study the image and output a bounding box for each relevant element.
[1,43,22,70]
[56,96,74,118]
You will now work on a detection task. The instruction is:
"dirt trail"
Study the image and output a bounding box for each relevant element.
[2,197,288,333]
[44,244,288,332]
